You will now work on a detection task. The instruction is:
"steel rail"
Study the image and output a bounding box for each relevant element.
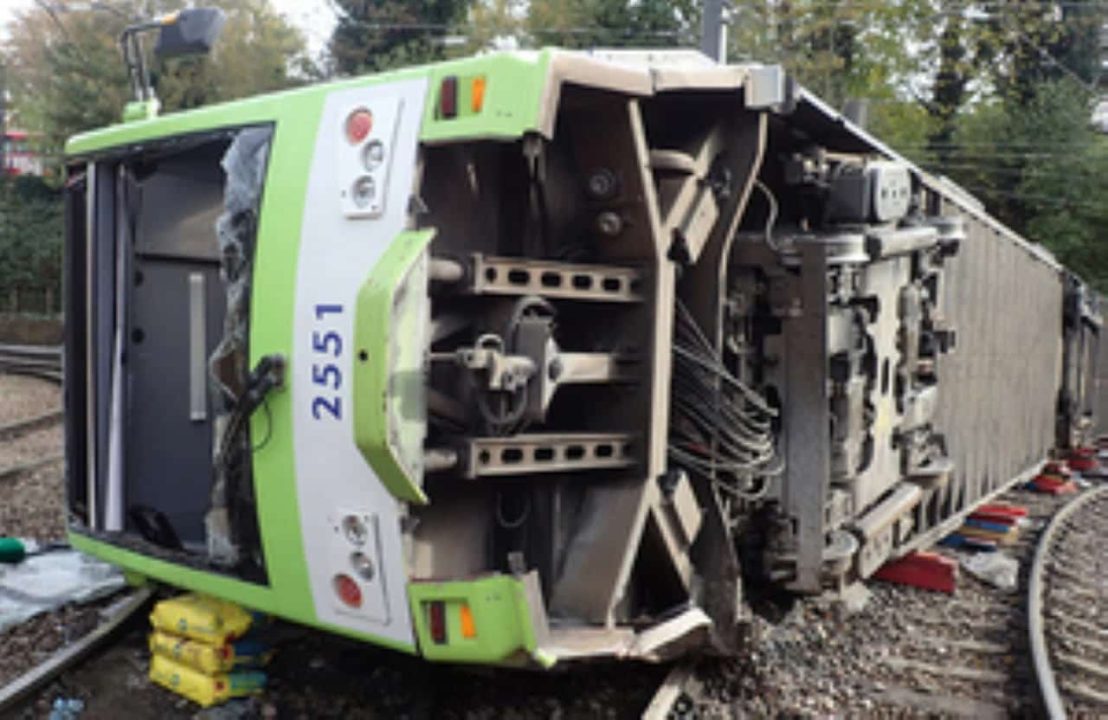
[0,344,62,357]
[1028,484,1108,720]
[0,585,154,714]
[643,662,696,720]
[0,408,64,443]
[0,453,65,483]
[0,343,63,384]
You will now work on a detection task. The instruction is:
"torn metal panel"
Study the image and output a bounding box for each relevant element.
[205,126,272,568]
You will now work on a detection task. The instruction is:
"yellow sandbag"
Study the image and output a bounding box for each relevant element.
[148,630,272,675]
[149,593,252,645]
[148,654,266,708]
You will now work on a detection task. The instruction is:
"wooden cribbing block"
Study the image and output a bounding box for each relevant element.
[873,551,958,593]
[939,533,998,552]
[963,517,1015,534]
[957,526,1018,545]
[977,503,1028,519]
[968,511,1019,526]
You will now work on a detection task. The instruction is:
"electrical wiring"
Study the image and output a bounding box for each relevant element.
[753,179,783,253]
[668,299,782,504]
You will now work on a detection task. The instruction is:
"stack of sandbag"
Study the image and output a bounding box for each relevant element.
[147,592,272,708]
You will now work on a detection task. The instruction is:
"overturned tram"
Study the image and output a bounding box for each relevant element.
[62,49,1100,666]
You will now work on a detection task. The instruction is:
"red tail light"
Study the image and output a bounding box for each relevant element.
[428,600,447,644]
[439,77,458,119]
[333,573,363,608]
[345,108,374,144]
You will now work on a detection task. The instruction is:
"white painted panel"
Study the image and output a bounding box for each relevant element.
[292,77,427,646]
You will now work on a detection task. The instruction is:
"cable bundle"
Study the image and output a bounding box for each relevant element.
[668,300,782,501]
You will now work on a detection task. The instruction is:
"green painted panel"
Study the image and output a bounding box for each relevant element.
[66,51,553,159]
[61,49,558,663]
[68,532,417,654]
[122,99,161,123]
[243,93,321,626]
[407,575,554,667]
[353,228,435,505]
[66,67,423,158]
[65,88,342,637]
[65,71,333,631]
[419,51,552,143]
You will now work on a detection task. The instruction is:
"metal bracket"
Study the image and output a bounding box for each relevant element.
[462,433,636,479]
[467,254,643,303]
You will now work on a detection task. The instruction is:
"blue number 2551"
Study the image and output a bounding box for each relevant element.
[311,304,343,420]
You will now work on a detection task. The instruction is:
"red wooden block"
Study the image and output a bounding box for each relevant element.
[873,551,958,594]
[1068,456,1098,472]
[1028,476,1078,495]
[969,511,1020,526]
[1042,461,1072,477]
[977,503,1028,519]
[1033,474,1070,489]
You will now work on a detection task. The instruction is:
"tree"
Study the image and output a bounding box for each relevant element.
[728,1,933,111]
[465,0,525,52]
[4,5,131,156]
[2,0,309,156]
[329,0,472,74]
[158,0,310,111]
[526,0,697,49]
[0,176,63,303]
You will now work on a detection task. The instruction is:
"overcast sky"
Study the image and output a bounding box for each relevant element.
[0,0,338,56]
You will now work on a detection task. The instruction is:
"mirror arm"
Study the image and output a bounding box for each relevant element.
[119,21,162,103]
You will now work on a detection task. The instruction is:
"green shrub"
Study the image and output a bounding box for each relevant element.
[0,176,63,311]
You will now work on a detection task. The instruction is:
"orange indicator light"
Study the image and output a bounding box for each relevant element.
[471,76,487,113]
[459,603,477,639]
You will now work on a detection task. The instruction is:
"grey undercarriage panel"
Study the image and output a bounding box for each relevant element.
[927,214,1063,526]
[401,54,1097,659]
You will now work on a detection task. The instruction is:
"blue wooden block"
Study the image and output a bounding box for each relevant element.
[963,518,1012,534]
[939,533,997,552]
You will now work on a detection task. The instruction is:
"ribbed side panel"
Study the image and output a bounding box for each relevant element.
[926,215,1063,527]
[1096,324,1108,434]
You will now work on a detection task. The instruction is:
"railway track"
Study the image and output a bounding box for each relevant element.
[609,473,1103,720]
[0,343,63,384]
[1030,484,1108,719]
[0,587,154,715]
[0,346,64,482]
[679,477,1103,718]
[1,342,1103,718]
[852,485,1080,718]
[0,485,1099,719]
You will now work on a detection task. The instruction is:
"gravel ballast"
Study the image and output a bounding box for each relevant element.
[2,372,1100,718]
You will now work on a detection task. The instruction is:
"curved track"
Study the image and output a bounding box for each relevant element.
[1029,484,1108,719]
[0,348,65,482]
[0,408,64,444]
[0,587,154,714]
[0,344,63,384]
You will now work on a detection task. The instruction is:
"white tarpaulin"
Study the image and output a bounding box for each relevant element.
[0,545,125,633]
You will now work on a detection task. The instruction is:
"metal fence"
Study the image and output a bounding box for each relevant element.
[0,286,62,316]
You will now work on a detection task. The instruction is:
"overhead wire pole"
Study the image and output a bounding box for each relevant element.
[0,60,6,175]
[701,0,725,62]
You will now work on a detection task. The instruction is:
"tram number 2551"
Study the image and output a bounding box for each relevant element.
[311,303,344,420]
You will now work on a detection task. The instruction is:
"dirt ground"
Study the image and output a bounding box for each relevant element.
[0,316,63,347]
